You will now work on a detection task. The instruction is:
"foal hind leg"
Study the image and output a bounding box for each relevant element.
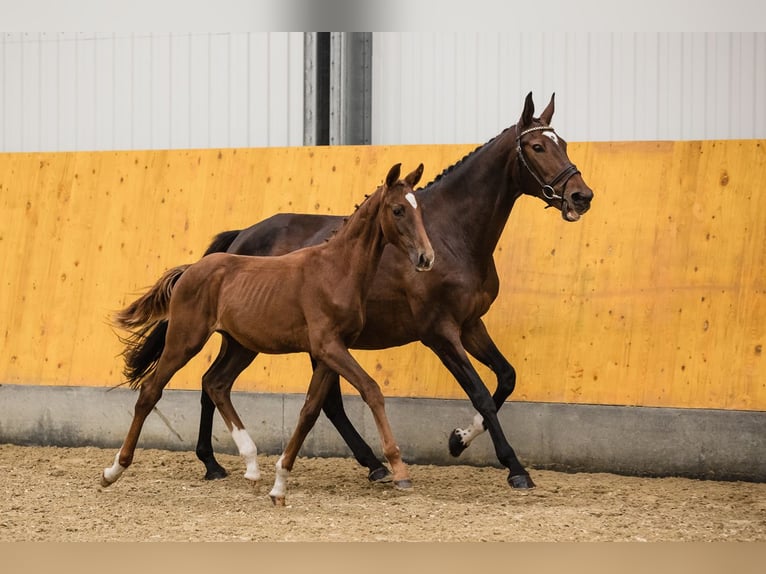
[201,334,260,482]
[197,335,257,480]
[449,319,517,456]
[102,323,212,486]
[316,360,391,483]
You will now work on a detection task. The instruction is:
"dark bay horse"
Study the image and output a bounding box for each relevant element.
[103,163,434,505]
[146,92,593,490]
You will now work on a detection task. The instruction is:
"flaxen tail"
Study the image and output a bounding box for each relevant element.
[113,264,189,389]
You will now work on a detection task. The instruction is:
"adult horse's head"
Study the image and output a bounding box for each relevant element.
[515,92,594,221]
[380,162,435,272]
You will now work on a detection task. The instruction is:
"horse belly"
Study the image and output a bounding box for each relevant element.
[220,308,310,355]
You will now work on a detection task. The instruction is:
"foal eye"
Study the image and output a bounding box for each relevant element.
[532,143,545,152]
[392,205,405,217]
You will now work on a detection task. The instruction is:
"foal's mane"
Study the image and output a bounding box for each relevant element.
[326,183,384,240]
[417,125,514,190]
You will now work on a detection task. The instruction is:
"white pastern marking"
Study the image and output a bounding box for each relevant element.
[543,131,559,145]
[103,451,126,484]
[231,427,261,481]
[457,413,486,447]
[405,192,418,209]
[269,454,290,499]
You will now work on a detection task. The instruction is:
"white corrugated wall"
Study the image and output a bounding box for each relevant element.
[2,32,764,152]
[371,32,766,144]
[0,32,304,152]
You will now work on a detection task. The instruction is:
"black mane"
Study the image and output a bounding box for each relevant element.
[417,126,514,190]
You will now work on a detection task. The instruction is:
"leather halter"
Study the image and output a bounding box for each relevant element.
[515,125,581,208]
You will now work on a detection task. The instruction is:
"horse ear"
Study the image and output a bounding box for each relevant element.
[405,163,424,188]
[539,93,555,125]
[386,163,402,187]
[520,92,535,127]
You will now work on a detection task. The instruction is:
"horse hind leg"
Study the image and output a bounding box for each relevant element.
[201,334,260,483]
[197,334,258,480]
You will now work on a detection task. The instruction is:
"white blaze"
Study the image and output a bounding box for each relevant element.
[543,131,559,145]
[405,192,418,209]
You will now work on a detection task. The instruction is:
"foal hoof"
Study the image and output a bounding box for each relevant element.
[204,467,229,481]
[448,429,469,457]
[368,467,393,483]
[508,473,536,489]
[269,495,286,507]
[393,479,413,490]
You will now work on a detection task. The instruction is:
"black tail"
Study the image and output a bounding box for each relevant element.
[118,321,169,389]
[204,230,241,256]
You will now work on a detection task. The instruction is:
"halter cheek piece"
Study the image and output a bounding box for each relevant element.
[515,125,581,211]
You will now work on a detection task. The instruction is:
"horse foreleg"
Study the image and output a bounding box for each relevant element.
[426,328,534,489]
[198,335,258,480]
[318,363,391,483]
[450,319,517,455]
[317,344,411,490]
[269,363,334,506]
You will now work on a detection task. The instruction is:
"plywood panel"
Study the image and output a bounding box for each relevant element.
[0,141,764,411]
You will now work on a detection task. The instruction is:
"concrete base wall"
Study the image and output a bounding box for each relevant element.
[0,384,764,482]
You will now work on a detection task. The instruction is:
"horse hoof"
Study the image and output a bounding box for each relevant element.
[270,495,286,507]
[368,467,393,483]
[448,429,468,457]
[393,479,413,490]
[508,473,536,489]
[100,473,113,488]
[204,467,228,481]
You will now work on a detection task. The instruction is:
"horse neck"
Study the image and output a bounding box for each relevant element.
[422,127,522,261]
[323,187,388,289]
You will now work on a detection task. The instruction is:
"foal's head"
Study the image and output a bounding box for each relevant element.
[515,92,594,222]
[379,163,435,272]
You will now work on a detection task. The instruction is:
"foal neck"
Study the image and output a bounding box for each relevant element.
[324,185,388,277]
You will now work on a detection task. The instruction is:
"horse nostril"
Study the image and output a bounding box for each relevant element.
[417,253,434,270]
[571,190,593,205]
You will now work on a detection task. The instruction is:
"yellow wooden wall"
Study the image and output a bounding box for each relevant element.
[0,141,763,411]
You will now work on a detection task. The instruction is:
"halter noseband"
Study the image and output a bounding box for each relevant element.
[515,125,581,207]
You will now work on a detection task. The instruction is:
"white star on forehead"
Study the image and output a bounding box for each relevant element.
[543,131,559,145]
[405,192,418,209]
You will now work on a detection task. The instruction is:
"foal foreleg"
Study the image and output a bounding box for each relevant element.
[269,363,334,506]
[317,361,391,483]
[318,344,411,490]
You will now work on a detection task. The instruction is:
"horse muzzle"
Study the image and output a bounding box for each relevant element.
[562,188,593,222]
[415,251,435,272]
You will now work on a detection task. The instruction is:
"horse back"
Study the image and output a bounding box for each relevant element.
[225,213,344,257]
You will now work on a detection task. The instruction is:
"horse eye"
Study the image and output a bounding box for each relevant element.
[532,143,545,152]
[392,205,405,217]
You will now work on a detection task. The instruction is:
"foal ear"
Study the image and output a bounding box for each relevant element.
[386,163,402,187]
[404,163,424,188]
[539,93,555,125]
[520,91,535,127]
